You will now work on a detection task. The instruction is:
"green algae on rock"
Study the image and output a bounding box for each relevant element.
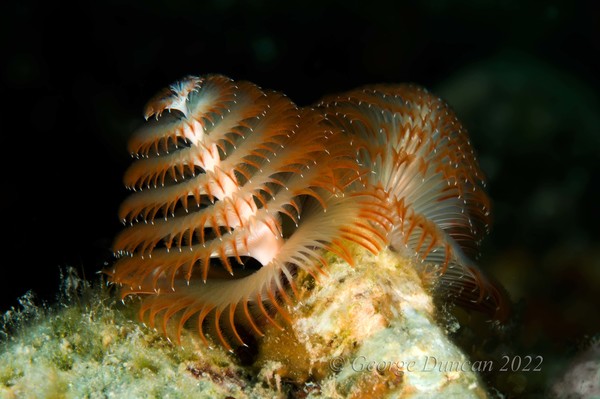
[0,268,281,399]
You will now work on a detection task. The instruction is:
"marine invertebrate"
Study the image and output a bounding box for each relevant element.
[109,75,387,351]
[108,74,507,351]
[316,85,507,319]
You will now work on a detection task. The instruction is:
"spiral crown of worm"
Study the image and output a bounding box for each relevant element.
[108,74,507,351]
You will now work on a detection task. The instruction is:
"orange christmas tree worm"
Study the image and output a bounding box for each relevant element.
[107,74,508,351]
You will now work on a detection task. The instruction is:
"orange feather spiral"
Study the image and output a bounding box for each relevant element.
[108,74,508,351]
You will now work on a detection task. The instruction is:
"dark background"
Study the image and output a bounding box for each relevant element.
[2,0,599,396]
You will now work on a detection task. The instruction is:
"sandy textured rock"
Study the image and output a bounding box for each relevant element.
[257,247,489,398]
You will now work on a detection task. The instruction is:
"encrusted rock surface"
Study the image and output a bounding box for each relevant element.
[1,249,490,398]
